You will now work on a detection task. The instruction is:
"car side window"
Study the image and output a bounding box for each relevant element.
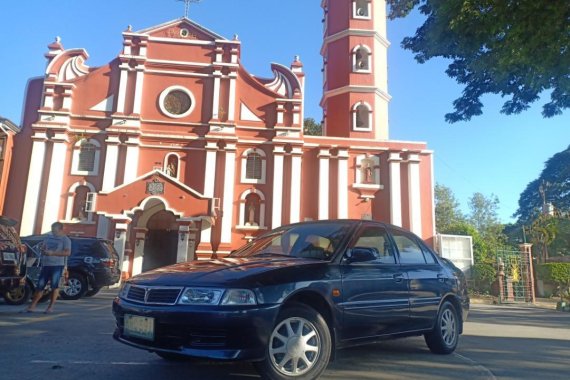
[352,226,396,264]
[390,231,427,265]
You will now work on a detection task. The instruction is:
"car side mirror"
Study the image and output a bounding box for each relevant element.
[345,247,378,263]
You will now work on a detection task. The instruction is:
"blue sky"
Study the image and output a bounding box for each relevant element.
[1,0,567,223]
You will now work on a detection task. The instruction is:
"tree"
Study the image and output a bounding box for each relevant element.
[387,1,570,122]
[468,192,501,236]
[303,118,322,136]
[514,145,570,224]
[434,184,464,233]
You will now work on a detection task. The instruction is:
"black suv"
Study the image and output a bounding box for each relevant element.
[22,235,121,300]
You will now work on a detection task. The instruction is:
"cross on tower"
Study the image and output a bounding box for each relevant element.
[178,0,202,18]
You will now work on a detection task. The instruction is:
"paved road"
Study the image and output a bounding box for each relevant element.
[0,291,568,379]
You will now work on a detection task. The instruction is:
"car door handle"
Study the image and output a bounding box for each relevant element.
[437,274,446,282]
[393,273,405,282]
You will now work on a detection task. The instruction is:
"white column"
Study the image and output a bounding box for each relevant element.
[408,154,422,236]
[102,143,119,191]
[116,66,129,114]
[113,226,128,273]
[272,147,285,228]
[337,149,349,219]
[221,145,236,243]
[96,217,110,239]
[389,152,402,227]
[290,148,303,223]
[41,142,67,233]
[228,73,237,122]
[177,225,190,263]
[123,144,139,184]
[318,149,330,220]
[201,143,217,245]
[212,72,221,120]
[20,140,47,236]
[132,229,147,276]
[132,68,145,115]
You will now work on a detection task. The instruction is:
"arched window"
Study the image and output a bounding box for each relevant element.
[352,102,373,131]
[352,45,372,73]
[241,148,266,184]
[354,155,382,188]
[78,142,96,172]
[71,138,101,176]
[164,153,180,179]
[353,0,371,19]
[246,152,262,179]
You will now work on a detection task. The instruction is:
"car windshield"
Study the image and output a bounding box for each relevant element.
[229,222,353,261]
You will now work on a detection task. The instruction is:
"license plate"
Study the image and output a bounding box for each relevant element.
[124,314,154,341]
[2,251,16,262]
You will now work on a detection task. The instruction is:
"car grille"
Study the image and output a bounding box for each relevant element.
[126,285,183,305]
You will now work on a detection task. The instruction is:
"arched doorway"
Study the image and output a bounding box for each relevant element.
[142,210,179,272]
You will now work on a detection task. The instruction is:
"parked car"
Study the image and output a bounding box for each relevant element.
[112,220,469,380]
[21,235,121,300]
[0,216,27,304]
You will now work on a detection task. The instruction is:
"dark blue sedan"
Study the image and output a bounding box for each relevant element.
[112,220,469,380]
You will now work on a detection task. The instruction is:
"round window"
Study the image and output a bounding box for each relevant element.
[159,86,196,118]
[163,90,192,115]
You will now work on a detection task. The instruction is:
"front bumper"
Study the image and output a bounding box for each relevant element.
[112,297,280,361]
[0,275,25,291]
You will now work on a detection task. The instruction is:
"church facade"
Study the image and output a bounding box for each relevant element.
[4,0,435,276]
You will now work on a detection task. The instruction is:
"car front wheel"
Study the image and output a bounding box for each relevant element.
[254,304,332,380]
[424,301,459,354]
[3,283,32,305]
[59,272,87,300]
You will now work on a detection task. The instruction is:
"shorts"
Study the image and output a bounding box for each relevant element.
[37,266,64,290]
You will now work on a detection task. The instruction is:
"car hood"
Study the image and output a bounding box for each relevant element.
[128,256,326,287]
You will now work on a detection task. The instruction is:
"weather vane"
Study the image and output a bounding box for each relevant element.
[178,0,202,18]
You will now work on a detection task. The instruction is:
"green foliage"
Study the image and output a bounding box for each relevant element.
[303,118,322,136]
[468,192,507,249]
[386,0,570,122]
[472,262,496,292]
[434,184,465,233]
[537,263,570,300]
[514,145,570,224]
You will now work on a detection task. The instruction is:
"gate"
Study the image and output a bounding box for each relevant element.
[496,249,533,303]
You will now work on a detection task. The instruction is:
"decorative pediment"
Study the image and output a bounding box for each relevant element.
[134,17,226,42]
[95,170,212,218]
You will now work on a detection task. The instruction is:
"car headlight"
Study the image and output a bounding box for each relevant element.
[118,282,131,299]
[220,289,257,305]
[177,288,257,306]
[178,288,224,305]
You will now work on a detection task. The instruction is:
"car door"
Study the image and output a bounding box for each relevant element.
[389,229,443,330]
[339,223,410,341]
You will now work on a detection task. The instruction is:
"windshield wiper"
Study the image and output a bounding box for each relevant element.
[251,253,292,258]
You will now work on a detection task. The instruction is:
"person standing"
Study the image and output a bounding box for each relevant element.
[25,222,71,313]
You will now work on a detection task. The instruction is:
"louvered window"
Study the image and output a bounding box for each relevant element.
[246,153,262,180]
[78,143,96,172]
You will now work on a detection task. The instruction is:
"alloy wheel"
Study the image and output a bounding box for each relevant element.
[269,317,321,377]
[440,308,457,346]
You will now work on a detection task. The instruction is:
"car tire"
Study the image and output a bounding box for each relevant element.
[59,272,87,300]
[424,301,459,354]
[84,287,101,297]
[254,304,332,380]
[3,283,32,305]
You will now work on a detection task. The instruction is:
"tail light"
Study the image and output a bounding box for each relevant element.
[100,258,117,268]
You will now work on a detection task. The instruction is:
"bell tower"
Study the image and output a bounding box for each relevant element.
[320,0,390,140]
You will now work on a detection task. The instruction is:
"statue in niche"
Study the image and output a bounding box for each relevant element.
[362,161,374,184]
[166,159,178,177]
[246,201,258,226]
